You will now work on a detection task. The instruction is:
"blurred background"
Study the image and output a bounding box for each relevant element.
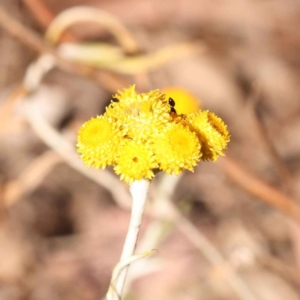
[1,0,300,299]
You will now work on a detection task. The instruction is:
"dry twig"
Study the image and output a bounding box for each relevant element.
[246,83,293,193]
[0,5,130,92]
[218,156,300,220]
[22,0,75,42]
[154,175,258,300]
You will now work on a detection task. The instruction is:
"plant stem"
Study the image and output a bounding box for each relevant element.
[107,179,150,300]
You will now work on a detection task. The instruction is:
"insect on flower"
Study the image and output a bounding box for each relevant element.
[168,97,177,113]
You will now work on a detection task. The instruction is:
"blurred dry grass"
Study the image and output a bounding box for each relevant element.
[1,0,300,299]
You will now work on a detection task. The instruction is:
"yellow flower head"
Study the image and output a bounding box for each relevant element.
[187,110,230,161]
[114,140,158,184]
[106,88,171,142]
[77,85,230,183]
[154,123,201,175]
[77,116,116,168]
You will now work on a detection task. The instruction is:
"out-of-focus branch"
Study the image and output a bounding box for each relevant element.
[45,6,139,54]
[177,217,258,300]
[246,83,293,193]
[0,5,130,92]
[247,83,300,280]
[156,175,258,300]
[0,5,74,75]
[3,151,63,206]
[0,54,129,208]
[1,96,132,210]
[24,101,131,210]
[58,42,202,74]
[22,0,56,30]
[218,156,300,220]
[0,86,27,134]
[22,0,76,41]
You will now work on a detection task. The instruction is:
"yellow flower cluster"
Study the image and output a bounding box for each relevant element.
[77,86,230,183]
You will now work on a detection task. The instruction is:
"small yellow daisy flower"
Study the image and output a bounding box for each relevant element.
[77,116,117,168]
[154,123,201,175]
[105,90,171,142]
[114,140,158,183]
[187,110,230,161]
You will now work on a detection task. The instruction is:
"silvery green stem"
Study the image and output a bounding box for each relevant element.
[107,179,150,300]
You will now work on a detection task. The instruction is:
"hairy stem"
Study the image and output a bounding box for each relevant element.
[107,179,150,300]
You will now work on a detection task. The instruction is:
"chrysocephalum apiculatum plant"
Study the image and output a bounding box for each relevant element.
[77,85,229,182]
[76,85,230,299]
